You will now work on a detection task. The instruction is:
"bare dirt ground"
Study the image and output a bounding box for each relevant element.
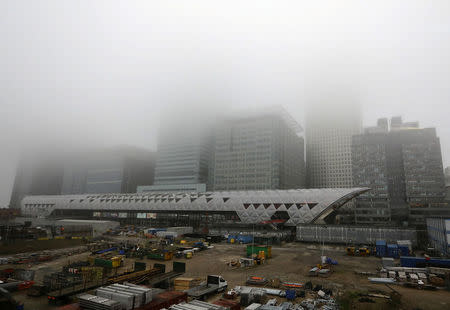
[135,242,450,310]
[9,242,450,310]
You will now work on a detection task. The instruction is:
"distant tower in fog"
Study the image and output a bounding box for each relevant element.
[305,101,362,188]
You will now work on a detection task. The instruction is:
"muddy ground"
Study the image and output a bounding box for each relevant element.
[9,242,450,310]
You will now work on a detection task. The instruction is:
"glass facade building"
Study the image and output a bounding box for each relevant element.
[306,102,362,188]
[212,108,305,191]
[154,126,212,189]
[352,117,446,226]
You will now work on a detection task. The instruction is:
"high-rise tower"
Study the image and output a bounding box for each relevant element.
[306,101,362,188]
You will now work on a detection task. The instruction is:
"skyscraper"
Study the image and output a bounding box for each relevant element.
[444,166,450,187]
[352,117,446,226]
[153,123,213,190]
[306,102,362,188]
[212,107,305,191]
[62,147,156,194]
[10,147,155,208]
[9,153,64,209]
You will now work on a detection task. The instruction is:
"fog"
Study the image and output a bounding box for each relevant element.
[1,1,449,205]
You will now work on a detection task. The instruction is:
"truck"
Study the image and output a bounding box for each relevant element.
[187,275,227,300]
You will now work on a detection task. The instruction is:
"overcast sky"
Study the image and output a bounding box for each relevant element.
[1,1,450,206]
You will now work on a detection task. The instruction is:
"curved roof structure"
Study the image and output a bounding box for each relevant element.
[21,188,369,225]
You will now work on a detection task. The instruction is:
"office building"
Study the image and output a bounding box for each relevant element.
[352,130,391,224]
[153,123,212,190]
[10,147,155,208]
[445,167,450,187]
[137,183,206,194]
[9,153,64,209]
[426,218,450,256]
[445,167,450,201]
[306,102,362,188]
[212,107,305,191]
[62,147,156,194]
[352,117,447,226]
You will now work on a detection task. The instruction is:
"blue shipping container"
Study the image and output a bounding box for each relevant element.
[398,245,410,256]
[400,256,423,267]
[387,244,399,258]
[376,240,387,257]
[400,256,450,268]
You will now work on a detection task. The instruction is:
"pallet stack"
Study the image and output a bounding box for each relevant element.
[173,277,200,291]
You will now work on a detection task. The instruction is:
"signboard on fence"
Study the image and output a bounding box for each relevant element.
[137,213,146,219]
[146,213,157,219]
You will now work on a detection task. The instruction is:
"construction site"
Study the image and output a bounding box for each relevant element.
[0,223,449,310]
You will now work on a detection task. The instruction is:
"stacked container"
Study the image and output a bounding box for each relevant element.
[387,244,399,258]
[397,240,412,256]
[376,240,387,257]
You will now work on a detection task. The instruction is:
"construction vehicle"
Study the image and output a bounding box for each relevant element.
[187,275,227,300]
[346,247,356,256]
[346,246,371,256]
[358,247,371,256]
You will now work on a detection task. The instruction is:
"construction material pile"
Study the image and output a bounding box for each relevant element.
[174,277,200,291]
[170,300,227,310]
[96,283,153,310]
[78,294,122,310]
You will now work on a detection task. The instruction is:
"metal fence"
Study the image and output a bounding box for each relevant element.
[296,225,417,246]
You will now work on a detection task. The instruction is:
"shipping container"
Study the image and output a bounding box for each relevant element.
[376,240,387,257]
[387,244,399,258]
[398,245,410,257]
[400,256,450,268]
[397,240,412,256]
